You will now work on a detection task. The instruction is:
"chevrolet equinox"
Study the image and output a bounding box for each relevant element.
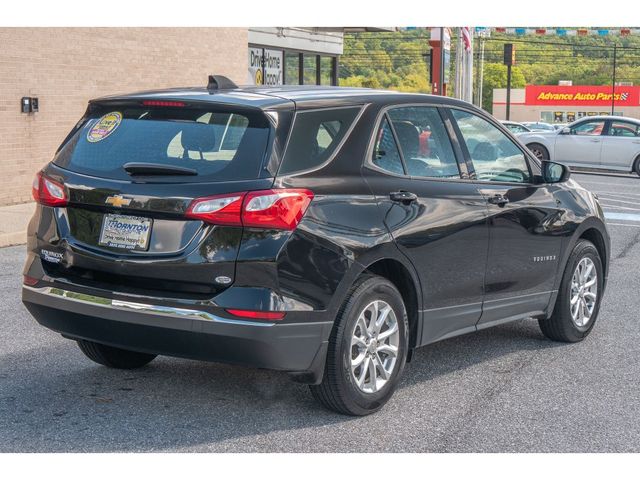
[22,76,610,415]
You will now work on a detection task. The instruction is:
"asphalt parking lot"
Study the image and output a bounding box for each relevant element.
[1,172,639,452]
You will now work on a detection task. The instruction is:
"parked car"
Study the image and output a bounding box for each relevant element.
[501,120,532,134]
[518,115,640,175]
[22,77,610,416]
[522,121,556,132]
[553,123,568,131]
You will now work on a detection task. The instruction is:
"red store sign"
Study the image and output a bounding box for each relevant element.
[525,85,640,106]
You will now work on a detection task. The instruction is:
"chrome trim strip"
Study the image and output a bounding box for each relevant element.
[23,286,275,327]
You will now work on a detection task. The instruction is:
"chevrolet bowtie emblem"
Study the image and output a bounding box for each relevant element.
[105,195,132,208]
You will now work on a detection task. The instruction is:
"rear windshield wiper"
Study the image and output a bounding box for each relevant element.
[123,162,198,176]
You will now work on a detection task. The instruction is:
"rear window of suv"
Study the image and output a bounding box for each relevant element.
[53,104,272,181]
[278,106,362,174]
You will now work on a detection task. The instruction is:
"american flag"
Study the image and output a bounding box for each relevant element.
[461,27,472,52]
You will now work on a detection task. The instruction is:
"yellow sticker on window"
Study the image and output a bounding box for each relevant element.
[87,112,122,143]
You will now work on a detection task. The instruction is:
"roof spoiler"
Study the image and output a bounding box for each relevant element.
[207,75,238,91]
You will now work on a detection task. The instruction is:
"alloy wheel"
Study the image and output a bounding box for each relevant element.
[570,257,598,328]
[350,300,400,393]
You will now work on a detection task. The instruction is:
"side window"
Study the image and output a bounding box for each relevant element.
[451,109,531,183]
[571,120,605,136]
[609,121,640,137]
[372,117,405,175]
[388,107,460,179]
[279,107,361,175]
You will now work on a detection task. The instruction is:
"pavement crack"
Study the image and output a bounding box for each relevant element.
[615,229,640,260]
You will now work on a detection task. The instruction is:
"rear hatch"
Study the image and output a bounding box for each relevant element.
[41,99,279,298]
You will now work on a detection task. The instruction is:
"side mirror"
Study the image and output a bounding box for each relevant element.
[560,127,571,134]
[542,160,570,183]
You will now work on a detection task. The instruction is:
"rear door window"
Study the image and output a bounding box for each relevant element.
[53,105,272,181]
[387,106,460,179]
[278,107,361,174]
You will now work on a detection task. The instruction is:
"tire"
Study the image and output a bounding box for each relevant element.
[527,143,549,161]
[310,274,409,416]
[539,239,603,343]
[77,340,157,369]
[633,156,640,177]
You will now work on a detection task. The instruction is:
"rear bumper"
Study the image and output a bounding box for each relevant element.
[22,285,331,384]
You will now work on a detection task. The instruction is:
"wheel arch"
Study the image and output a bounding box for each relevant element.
[546,217,610,319]
[363,257,422,351]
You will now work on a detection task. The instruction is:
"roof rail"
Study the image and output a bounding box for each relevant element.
[207,75,238,91]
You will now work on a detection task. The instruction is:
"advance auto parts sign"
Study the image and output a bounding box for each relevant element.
[248,47,283,86]
[525,85,640,106]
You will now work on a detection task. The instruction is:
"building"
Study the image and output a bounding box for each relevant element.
[492,85,640,123]
[0,27,383,207]
[248,28,343,86]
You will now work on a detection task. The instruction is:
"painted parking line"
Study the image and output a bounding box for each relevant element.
[597,191,640,198]
[598,197,640,207]
[604,212,640,222]
[601,204,640,212]
[607,223,640,228]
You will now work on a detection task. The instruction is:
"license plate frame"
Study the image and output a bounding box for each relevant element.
[99,214,153,251]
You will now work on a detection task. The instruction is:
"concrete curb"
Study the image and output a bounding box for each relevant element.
[0,231,27,248]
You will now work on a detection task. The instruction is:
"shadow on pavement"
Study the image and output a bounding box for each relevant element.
[0,318,562,452]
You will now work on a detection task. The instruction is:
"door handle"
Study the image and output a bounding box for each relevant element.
[389,191,418,204]
[487,194,510,207]
[590,139,600,142]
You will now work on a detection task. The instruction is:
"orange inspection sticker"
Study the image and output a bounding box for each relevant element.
[87,112,122,143]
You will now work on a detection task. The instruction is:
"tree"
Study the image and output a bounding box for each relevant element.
[481,63,526,112]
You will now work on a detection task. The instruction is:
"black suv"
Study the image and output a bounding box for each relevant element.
[22,77,610,415]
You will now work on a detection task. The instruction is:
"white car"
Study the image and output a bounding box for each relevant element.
[517,116,640,176]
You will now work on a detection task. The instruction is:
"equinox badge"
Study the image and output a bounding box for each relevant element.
[105,195,132,208]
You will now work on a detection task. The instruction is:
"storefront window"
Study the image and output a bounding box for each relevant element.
[285,52,300,85]
[303,54,317,85]
[320,56,334,86]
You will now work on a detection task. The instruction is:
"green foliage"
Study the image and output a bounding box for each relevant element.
[481,63,526,111]
[340,30,431,93]
[340,30,640,112]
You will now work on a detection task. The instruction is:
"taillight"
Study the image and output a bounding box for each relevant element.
[243,189,314,230]
[185,192,245,226]
[185,189,313,231]
[32,172,68,207]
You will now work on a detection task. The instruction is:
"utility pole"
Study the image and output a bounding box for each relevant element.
[476,36,485,108]
[611,43,617,116]
[439,27,445,96]
[504,43,515,121]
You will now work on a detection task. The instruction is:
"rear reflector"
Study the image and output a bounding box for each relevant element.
[142,100,186,107]
[185,189,314,231]
[23,275,39,286]
[32,172,68,207]
[225,309,286,320]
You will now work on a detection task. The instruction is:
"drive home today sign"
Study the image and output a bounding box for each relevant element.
[248,47,283,86]
[525,85,640,106]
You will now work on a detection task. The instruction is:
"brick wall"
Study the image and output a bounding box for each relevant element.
[0,27,248,206]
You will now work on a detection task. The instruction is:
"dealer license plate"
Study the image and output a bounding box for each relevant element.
[99,214,152,251]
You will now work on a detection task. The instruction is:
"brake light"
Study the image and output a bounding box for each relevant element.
[142,100,186,107]
[243,189,314,230]
[225,309,286,320]
[32,172,68,207]
[185,189,313,230]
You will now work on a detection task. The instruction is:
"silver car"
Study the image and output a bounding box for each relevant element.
[517,116,640,176]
